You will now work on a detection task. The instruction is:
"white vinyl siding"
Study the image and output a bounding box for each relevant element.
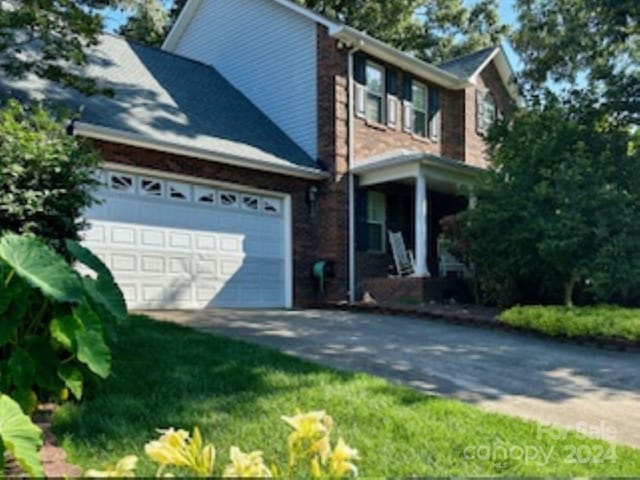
[172,0,318,159]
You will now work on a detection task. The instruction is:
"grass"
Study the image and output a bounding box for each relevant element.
[53,315,640,477]
[500,305,640,342]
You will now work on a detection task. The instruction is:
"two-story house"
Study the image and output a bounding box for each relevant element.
[1,0,519,310]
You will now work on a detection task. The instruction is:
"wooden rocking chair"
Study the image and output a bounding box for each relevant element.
[388,231,416,277]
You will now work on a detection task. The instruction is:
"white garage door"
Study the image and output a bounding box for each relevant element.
[81,170,289,309]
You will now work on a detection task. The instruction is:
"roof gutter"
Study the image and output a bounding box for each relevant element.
[332,26,471,90]
[74,122,328,181]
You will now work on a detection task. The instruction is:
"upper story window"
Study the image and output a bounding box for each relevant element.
[411,81,427,137]
[477,91,499,135]
[366,61,385,124]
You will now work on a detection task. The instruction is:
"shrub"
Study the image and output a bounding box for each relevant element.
[452,102,640,307]
[0,99,101,254]
[0,232,127,474]
[86,410,359,478]
[499,305,640,341]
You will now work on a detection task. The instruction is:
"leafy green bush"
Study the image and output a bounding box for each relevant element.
[452,102,640,307]
[0,232,127,474]
[499,305,640,341]
[0,99,101,254]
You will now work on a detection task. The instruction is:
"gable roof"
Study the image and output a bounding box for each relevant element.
[164,0,520,101]
[0,34,324,179]
[438,46,497,78]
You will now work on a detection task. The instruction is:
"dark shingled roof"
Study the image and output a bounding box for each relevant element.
[438,46,497,79]
[0,34,319,172]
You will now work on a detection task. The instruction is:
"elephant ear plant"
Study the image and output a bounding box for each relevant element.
[0,232,127,476]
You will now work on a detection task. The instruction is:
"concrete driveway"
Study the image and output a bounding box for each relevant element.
[146,309,640,448]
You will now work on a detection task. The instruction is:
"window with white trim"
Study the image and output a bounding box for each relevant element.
[242,195,259,211]
[263,197,282,214]
[109,173,135,193]
[483,93,497,129]
[412,81,427,137]
[220,191,239,207]
[140,178,163,197]
[367,191,386,253]
[168,181,190,201]
[366,61,385,124]
[195,186,216,204]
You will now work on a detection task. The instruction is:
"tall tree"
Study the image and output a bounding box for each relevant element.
[513,0,639,124]
[453,99,640,307]
[118,0,168,46]
[417,0,508,63]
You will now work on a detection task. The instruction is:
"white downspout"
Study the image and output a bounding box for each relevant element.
[347,42,362,303]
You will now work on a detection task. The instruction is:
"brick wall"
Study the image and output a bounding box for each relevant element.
[465,62,514,167]
[352,67,444,162]
[92,139,322,307]
[315,25,350,302]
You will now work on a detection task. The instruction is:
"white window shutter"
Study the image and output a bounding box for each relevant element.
[476,90,485,135]
[387,95,397,127]
[403,100,413,132]
[430,110,440,140]
[355,84,366,118]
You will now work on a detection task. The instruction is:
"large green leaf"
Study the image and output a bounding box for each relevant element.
[73,301,111,379]
[0,395,43,477]
[57,364,83,400]
[0,233,83,302]
[83,276,128,323]
[65,240,114,281]
[50,313,81,352]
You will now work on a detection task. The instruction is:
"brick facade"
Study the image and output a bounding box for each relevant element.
[464,62,514,167]
[93,139,323,307]
[315,25,350,302]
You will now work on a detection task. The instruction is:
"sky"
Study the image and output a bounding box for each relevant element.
[104,0,523,71]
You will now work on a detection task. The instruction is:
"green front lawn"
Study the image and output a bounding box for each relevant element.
[54,315,640,476]
[500,305,640,342]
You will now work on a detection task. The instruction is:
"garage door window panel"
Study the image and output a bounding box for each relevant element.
[140,178,164,197]
[195,186,216,204]
[168,181,191,201]
[220,191,239,207]
[110,173,135,194]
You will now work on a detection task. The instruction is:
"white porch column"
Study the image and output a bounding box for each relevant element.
[414,167,429,276]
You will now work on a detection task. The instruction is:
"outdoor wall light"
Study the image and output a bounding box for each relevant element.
[307,185,320,205]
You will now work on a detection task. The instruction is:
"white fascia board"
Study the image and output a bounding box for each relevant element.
[270,0,339,29]
[162,0,203,51]
[163,0,339,52]
[353,151,484,183]
[469,46,524,104]
[75,122,328,181]
[332,27,470,90]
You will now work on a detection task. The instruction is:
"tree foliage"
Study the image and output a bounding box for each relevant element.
[0,0,119,94]
[0,99,101,254]
[451,100,640,307]
[513,0,640,124]
[118,0,168,46]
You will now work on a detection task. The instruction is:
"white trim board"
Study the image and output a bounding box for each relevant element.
[75,122,328,181]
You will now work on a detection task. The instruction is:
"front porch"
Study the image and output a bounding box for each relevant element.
[352,150,482,303]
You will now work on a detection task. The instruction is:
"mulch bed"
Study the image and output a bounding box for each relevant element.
[3,404,83,479]
[328,301,640,352]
